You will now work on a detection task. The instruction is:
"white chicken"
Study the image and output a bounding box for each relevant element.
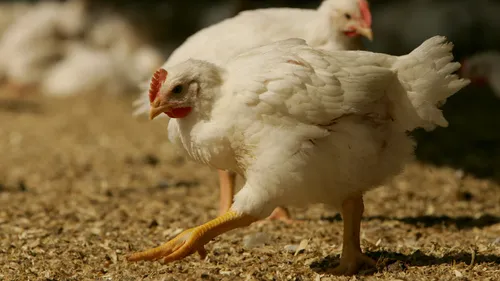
[87,13,164,81]
[0,2,31,38]
[133,0,375,223]
[127,36,469,275]
[41,43,139,97]
[460,51,500,99]
[0,0,87,94]
[41,13,164,97]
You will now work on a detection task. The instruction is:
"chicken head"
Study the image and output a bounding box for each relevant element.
[321,0,373,40]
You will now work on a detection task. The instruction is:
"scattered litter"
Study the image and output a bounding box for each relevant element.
[454,269,463,278]
[294,239,309,256]
[219,270,232,275]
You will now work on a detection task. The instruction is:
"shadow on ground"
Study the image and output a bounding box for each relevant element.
[321,214,500,230]
[0,98,42,114]
[311,249,500,275]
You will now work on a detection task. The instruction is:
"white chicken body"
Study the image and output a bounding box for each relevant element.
[163,37,469,218]
[41,43,138,97]
[133,0,372,116]
[167,9,357,67]
[0,0,87,87]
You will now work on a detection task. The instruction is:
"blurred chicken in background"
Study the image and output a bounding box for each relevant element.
[0,1,31,36]
[461,51,500,99]
[0,0,87,95]
[42,10,164,97]
[0,0,164,98]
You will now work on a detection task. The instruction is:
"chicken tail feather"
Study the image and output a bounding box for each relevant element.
[391,36,470,131]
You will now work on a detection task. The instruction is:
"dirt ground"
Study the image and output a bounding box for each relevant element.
[1,94,499,281]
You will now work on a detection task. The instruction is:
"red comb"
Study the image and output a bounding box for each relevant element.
[359,0,372,27]
[149,68,168,103]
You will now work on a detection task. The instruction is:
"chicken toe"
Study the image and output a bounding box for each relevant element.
[127,227,206,263]
[127,210,257,264]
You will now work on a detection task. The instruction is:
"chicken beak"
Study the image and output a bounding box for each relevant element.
[149,107,163,120]
[356,26,373,41]
[149,100,171,120]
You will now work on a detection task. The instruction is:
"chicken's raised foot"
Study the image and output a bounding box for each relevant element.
[265,206,301,224]
[218,169,236,215]
[327,194,377,276]
[127,210,257,263]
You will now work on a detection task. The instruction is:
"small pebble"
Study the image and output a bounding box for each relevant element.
[243,232,269,249]
[284,244,299,253]
[155,180,170,189]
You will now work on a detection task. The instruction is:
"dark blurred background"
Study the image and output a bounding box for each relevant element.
[2,0,500,181]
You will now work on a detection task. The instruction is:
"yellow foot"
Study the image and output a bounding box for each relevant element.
[327,252,376,276]
[127,210,257,264]
[127,227,207,263]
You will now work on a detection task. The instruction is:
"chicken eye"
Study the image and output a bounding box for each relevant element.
[344,13,351,20]
[172,85,183,94]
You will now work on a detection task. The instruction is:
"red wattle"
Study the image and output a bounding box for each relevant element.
[165,107,192,118]
[344,30,358,37]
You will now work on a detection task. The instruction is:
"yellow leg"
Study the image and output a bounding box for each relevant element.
[127,210,257,263]
[328,194,376,275]
[218,170,236,215]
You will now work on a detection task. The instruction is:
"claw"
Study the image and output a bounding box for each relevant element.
[127,228,201,262]
[327,252,376,275]
[127,210,257,264]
